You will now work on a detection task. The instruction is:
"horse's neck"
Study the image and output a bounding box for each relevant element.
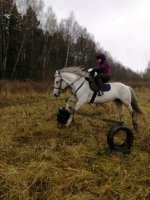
[62,72,81,85]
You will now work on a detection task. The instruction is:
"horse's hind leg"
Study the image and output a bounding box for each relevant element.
[114,99,124,124]
[132,112,138,129]
[126,103,138,129]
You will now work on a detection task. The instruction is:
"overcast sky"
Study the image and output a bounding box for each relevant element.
[43,0,150,72]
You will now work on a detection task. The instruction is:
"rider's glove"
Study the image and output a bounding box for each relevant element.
[94,72,98,76]
[88,68,93,73]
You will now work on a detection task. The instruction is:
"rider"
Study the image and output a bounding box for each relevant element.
[88,53,112,95]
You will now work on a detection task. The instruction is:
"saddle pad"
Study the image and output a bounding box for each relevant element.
[102,83,111,91]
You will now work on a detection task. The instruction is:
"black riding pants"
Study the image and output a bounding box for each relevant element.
[95,74,110,91]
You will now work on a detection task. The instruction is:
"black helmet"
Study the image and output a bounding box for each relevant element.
[96,53,106,61]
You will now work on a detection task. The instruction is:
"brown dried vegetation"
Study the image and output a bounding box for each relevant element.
[0,81,149,200]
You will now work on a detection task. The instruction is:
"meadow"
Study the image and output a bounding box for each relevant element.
[0,81,150,200]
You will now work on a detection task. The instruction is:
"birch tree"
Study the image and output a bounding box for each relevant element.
[42,7,57,72]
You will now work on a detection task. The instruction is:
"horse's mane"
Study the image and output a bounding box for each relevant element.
[60,66,86,77]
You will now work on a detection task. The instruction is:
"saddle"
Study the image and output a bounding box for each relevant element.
[86,76,111,93]
[85,76,111,103]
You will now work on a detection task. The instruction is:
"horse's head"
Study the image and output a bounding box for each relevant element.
[53,70,68,97]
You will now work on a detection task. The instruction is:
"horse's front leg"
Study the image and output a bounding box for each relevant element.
[66,100,84,127]
[64,95,76,110]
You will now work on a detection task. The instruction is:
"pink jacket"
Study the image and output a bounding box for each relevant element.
[93,60,111,77]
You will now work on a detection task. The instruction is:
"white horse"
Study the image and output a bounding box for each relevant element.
[53,67,142,128]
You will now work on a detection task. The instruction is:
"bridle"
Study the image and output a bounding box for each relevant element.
[54,70,85,95]
[54,71,63,94]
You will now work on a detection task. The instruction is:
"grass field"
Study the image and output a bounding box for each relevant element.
[0,81,150,200]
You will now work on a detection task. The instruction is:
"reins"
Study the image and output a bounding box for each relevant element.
[74,79,86,96]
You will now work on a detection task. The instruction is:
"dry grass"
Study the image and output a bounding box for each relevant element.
[0,81,150,200]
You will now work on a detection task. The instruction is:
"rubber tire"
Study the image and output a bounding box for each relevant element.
[107,125,134,153]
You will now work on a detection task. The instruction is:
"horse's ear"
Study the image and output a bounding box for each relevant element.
[55,70,59,76]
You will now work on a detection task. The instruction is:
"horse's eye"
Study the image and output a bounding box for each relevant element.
[56,81,59,84]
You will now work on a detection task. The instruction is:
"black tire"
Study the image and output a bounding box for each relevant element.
[107,125,134,153]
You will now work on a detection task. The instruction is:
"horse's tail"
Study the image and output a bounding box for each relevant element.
[128,86,143,114]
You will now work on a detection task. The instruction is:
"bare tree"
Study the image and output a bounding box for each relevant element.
[41,6,57,72]
[143,60,150,81]
[59,12,77,67]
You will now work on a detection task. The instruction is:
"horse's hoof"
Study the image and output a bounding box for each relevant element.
[133,123,138,130]
[65,122,72,127]
[119,121,124,126]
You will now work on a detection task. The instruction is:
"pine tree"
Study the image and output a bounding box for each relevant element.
[0,0,23,79]
[17,5,44,80]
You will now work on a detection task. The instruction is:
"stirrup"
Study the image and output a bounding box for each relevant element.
[97,91,104,96]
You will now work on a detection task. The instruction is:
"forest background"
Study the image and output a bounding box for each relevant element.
[1,0,150,82]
